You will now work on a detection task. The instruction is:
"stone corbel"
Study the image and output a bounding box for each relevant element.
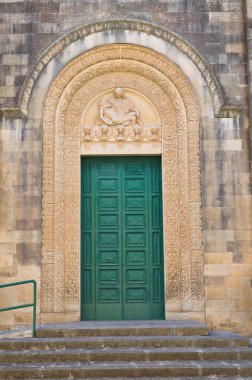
[0,107,26,119]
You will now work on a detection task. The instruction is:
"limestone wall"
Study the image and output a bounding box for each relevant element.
[0,0,247,109]
[0,0,252,335]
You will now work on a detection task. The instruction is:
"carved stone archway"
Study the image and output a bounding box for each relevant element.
[42,44,204,322]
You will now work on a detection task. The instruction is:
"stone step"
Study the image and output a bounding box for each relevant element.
[1,360,252,378]
[9,378,252,380]
[0,332,248,351]
[1,346,252,364]
[36,320,209,338]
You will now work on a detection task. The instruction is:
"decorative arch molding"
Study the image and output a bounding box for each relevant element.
[42,44,204,321]
[1,19,239,119]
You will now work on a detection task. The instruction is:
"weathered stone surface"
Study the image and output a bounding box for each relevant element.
[0,322,251,379]
[0,0,251,337]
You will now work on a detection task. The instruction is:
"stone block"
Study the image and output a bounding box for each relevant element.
[205,288,227,300]
[16,265,41,278]
[206,299,236,312]
[225,43,245,54]
[223,276,238,288]
[13,23,37,34]
[233,207,252,229]
[0,313,15,326]
[0,286,18,304]
[203,207,234,230]
[14,310,33,325]
[2,54,29,65]
[205,275,225,287]
[227,288,252,300]
[0,163,14,174]
[206,310,231,327]
[0,243,16,255]
[18,285,34,303]
[15,219,41,230]
[244,264,252,275]
[231,311,252,323]
[16,243,41,266]
[0,254,13,267]
[205,252,233,264]
[0,86,15,97]
[235,298,252,311]
[209,12,243,23]
[227,264,245,276]
[0,207,13,229]
[205,264,228,277]
[202,195,235,208]
[5,76,14,86]
[203,230,234,253]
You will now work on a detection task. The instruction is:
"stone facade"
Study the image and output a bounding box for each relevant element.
[0,1,252,335]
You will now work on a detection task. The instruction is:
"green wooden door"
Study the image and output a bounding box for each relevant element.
[81,156,164,320]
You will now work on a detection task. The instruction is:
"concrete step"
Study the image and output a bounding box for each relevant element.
[1,346,252,363]
[36,320,209,338]
[1,360,252,378]
[0,331,248,351]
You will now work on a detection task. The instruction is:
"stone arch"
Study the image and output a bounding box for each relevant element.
[42,44,204,322]
[0,19,239,119]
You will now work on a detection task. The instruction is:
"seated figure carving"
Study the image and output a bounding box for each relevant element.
[99,87,141,126]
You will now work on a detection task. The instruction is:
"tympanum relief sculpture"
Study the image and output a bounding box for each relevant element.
[82,87,161,142]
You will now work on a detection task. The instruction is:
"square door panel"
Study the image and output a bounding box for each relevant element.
[99,251,118,265]
[126,250,146,265]
[98,179,117,192]
[125,179,144,192]
[98,288,119,302]
[125,196,145,210]
[99,269,118,283]
[99,214,119,228]
[126,288,147,302]
[125,214,145,228]
[126,232,146,246]
[125,162,145,175]
[98,196,118,211]
[126,269,146,283]
[99,232,119,247]
[98,162,118,176]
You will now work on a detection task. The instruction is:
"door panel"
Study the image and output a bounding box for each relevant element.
[81,156,164,320]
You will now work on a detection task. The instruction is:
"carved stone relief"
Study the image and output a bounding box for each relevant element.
[42,44,204,319]
[81,87,161,142]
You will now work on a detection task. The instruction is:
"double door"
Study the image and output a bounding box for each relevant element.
[81,156,164,320]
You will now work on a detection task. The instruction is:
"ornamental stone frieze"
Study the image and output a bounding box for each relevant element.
[81,125,161,142]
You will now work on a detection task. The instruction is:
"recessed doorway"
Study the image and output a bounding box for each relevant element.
[81,156,164,320]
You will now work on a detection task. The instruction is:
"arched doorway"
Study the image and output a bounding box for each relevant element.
[41,44,204,322]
